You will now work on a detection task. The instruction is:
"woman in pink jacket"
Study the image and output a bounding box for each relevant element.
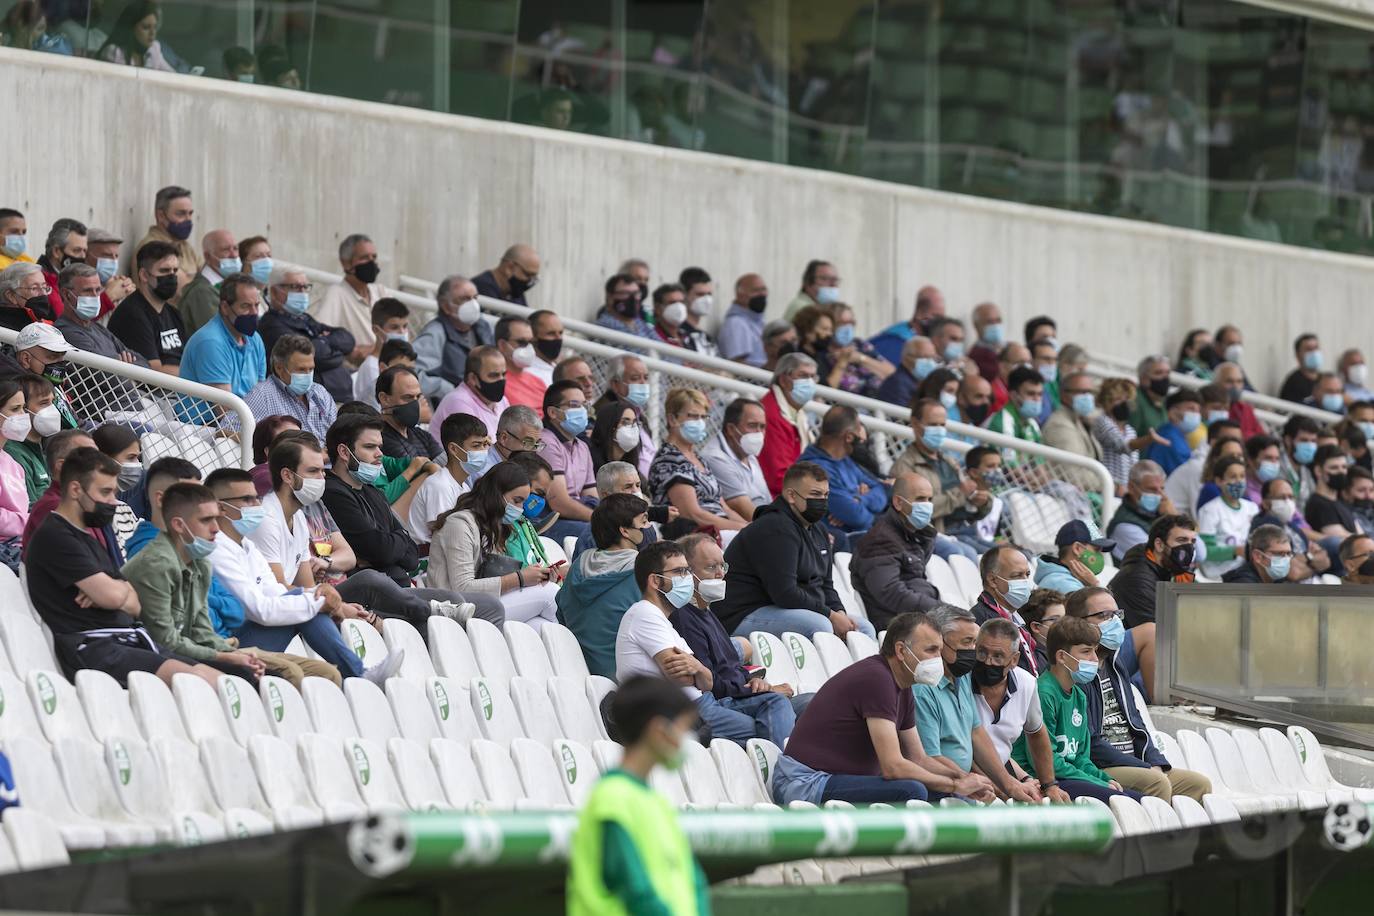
[0,379,32,540]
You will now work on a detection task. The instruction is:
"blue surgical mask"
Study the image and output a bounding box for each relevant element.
[288,372,313,396]
[1258,460,1282,482]
[922,426,947,450]
[1294,441,1317,465]
[1266,553,1291,580]
[1068,657,1099,685]
[1321,393,1345,413]
[75,296,101,320]
[1072,393,1095,417]
[944,341,964,361]
[834,324,855,346]
[1097,616,1125,651]
[680,418,708,444]
[1000,575,1032,609]
[904,497,933,529]
[96,257,117,283]
[1138,492,1162,513]
[913,357,937,380]
[455,445,486,477]
[503,501,523,525]
[218,257,242,277]
[1224,480,1247,501]
[790,377,816,405]
[3,234,26,255]
[285,291,309,314]
[347,448,383,484]
[1178,411,1201,433]
[182,531,217,560]
[982,323,1004,346]
[1360,422,1374,441]
[1208,410,1230,423]
[1038,364,1058,384]
[660,573,695,609]
[815,286,841,306]
[250,257,273,284]
[559,406,589,437]
[625,383,650,408]
[1303,350,1324,372]
[386,332,408,342]
[939,391,957,411]
[523,492,547,518]
[230,505,266,536]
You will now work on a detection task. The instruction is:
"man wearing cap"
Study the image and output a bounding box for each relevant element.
[54,264,145,365]
[1034,520,1115,595]
[83,227,135,319]
[14,323,79,429]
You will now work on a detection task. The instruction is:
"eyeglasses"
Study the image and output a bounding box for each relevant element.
[661,566,692,578]
[279,283,313,293]
[1084,609,1121,623]
[219,495,261,509]
[502,430,545,451]
[699,561,729,577]
[18,283,51,296]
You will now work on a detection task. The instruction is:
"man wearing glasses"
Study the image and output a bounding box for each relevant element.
[259,266,357,403]
[1064,587,1211,803]
[0,261,57,330]
[539,381,596,524]
[1340,533,1374,584]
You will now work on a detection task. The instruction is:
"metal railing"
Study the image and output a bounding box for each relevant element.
[0,327,255,471]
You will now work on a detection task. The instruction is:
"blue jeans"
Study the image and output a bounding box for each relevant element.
[717,691,797,745]
[943,523,997,555]
[695,693,757,744]
[821,774,930,805]
[1059,778,1144,803]
[235,612,363,679]
[729,605,877,640]
[933,533,979,562]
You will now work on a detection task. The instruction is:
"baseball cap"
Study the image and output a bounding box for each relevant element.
[1054,519,1114,551]
[87,227,123,245]
[14,322,72,354]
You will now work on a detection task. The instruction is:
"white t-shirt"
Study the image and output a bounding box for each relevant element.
[1197,496,1259,578]
[246,491,313,585]
[614,599,700,700]
[352,355,380,409]
[408,469,470,544]
[974,665,1043,764]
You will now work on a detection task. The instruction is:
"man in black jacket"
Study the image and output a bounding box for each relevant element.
[716,461,877,640]
[1222,524,1293,584]
[259,265,356,402]
[850,474,941,627]
[1109,514,1197,630]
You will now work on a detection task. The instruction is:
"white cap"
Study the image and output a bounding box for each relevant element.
[14,322,72,354]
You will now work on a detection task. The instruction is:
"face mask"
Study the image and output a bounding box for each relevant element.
[166,219,193,241]
[662,302,688,327]
[230,505,266,536]
[74,295,101,320]
[790,378,816,405]
[30,404,61,437]
[899,644,944,686]
[1138,492,1162,514]
[747,294,767,313]
[999,575,1032,609]
[939,391,958,411]
[523,492,547,518]
[287,473,325,506]
[1167,542,1196,572]
[453,298,481,326]
[615,423,641,452]
[1148,376,1170,397]
[286,371,313,396]
[245,257,272,284]
[40,360,69,387]
[1224,480,1247,501]
[151,273,178,301]
[475,377,506,403]
[1208,409,1230,423]
[698,578,727,604]
[510,344,536,368]
[559,406,589,437]
[508,273,536,296]
[1269,498,1295,523]
[232,313,259,336]
[1072,393,1095,417]
[810,285,839,306]
[3,234,25,255]
[534,338,563,362]
[794,493,828,524]
[385,331,408,343]
[689,294,713,317]
[827,323,854,347]
[96,257,118,283]
[388,400,421,429]
[813,335,834,352]
[346,448,383,485]
[1080,547,1105,575]
[1258,460,1281,482]
[1225,343,1244,364]
[180,528,218,561]
[1293,441,1317,465]
[21,294,51,321]
[921,426,947,450]
[944,341,964,361]
[981,469,1007,489]
[503,501,523,525]
[621,382,650,408]
[80,493,118,529]
[0,413,31,442]
[971,659,1006,688]
[1108,401,1132,422]
[737,430,765,457]
[1322,394,1345,414]
[903,497,933,529]
[1067,656,1099,685]
[352,261,381,284]
[679,419,708,445]
[913,357,937,380]
[1097,616,1125,651]
[451,445,486,477]
[284,291,309,314]
[659,573,695,609]
[965,403,991,426]
[948,648,977,678]
[1303,350,1324,372]
[1265,553,1291,580]
[1326,471,1349,492]
[1177,411,1200,434]
[613,297,640,319]
[1038,364,1058,384]
[1360,422,1374,441]
[1349,364,1369,387]
[218,257,242,277]
[118,461,144,491]
[981,323,1004,346]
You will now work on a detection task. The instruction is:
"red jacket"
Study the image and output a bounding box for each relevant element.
[1229,401,1265,441]
[759,389,801,496]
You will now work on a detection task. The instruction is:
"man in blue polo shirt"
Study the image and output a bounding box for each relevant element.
[178,273,267,424]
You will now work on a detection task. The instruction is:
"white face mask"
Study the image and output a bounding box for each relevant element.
[30,404,61,437]
[294,475,327,506]
[1269,498,1296,523]
[1349,364,1369,387]
[698,578,726,604]
[454,298,481,326]
[900,643,944,686]
[511,344,536,368]
[1225,343,1244,364]
[689,294,714,317]
[0,412,31,442]
[614,423,640,452]
[662,302,688,327]
[737,431,765,457]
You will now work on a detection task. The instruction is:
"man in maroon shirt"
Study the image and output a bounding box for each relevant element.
[20,429,108,559]
[771,612,996,806]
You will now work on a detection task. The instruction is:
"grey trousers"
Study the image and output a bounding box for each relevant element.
[336,569,506,632]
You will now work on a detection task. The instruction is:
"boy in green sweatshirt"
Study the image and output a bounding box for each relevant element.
[1012,615,1143,804]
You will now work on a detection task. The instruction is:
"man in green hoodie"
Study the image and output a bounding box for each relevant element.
[1012,615,1142,804]
[556,493,649,677]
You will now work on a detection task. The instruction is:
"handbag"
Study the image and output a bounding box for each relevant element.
[477,552,521,579]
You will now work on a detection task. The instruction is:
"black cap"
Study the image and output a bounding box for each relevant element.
[1055,519,1115,551]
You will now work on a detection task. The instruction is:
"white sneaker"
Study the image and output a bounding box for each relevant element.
[431,599,475,626]
[362,649,405,685]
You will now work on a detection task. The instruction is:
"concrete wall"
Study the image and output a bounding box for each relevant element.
[6,47,1374,393]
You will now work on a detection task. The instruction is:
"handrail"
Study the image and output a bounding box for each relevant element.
[0,326,256,468]
[1082,361,1343,427]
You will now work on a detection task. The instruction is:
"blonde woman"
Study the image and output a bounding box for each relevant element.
[647,388,747,536]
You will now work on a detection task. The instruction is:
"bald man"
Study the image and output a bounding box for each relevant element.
[180,229,240,335]
[719,272,769,367]
[870,284,946,365]
[1214,361,1265,440]
[849,473,941,627]
[969,302,1004,379]
[473,243,541,307]
[958,374,994,429]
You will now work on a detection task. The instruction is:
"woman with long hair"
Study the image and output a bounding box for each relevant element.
[98,0,173,70]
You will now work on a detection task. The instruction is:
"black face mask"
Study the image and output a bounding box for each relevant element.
[473,376,506,403]
[1167,542,1196,572]
[796,496,828,524]
[535,338,563,361]
[747,294,767,313]
[1355,499,1374,512]
[1148,376,1170,397]
[613,297,640,319]
[1110,401,1132,422]
[352,261,381,284]
[508,273,536,296]
[1360,555,1374,577]
[22,294,52,320]
[636,281,649,303]
[971,659,1006,688]
[948,648,977,678]
[812,335,833,351]
[151,273,178,301]
[81,494,117,529]
[42,360,70,385]
[775,341,798,357]
[1327,473,1349,492]
[964,402,990,426]
[388,400,421,428]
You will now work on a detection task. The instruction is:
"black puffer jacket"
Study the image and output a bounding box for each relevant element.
[1108,543,1171,629]
[716,497,841,634]
[850,507,940,627]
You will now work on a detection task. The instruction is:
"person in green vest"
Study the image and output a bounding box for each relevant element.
[568,674,711,916]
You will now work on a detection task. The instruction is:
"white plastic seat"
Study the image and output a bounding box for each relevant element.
[750,632,800,690]
[297,733,369,817]
[712,738,771,806]
[425,676,481,743]
[562,535,578,559]
[846,630,879,661]
[0,672,44,742]
[592,740,623,774]
[128,671,189,742]
[746,738,781,802]
[344,736,409,814]
[1287,725,1374,802]
[1256,727,1337,806]
[217,675,272,747]
[102,737,186,844]
[0,614,58,675]
[340,617,389,668]
[511,676,561,745]
[1139,795,1182,831]
[547,676,604,746]
[810,632,853,680]
[467,618,517,683]
[585,676,615,738]
[541,623,591,679]
[1203,727,1291,812]
[1109,795,1154,836]
[150,736,223,818]
[172,673,233,743]
[510,736,575,809]
[427,616,480,681]
[167,811,229,847]
[680,740,731,808]
[1155,731,1187,770]
[505,621,555,681]
[1203,794,1242,823]
[301,676,360,739]
[379,618,433,680]
[552,738,598,807]
[75,669,141,744]
[949,554,983,605]
[650,765,688,807]
[386,678,441,742]
[222,808,274,838]
[53,736,160,846]
[1231,728,1325,809]
[471,738,523,808]
[538,536,567,565]
[260,675,313,745]
[198,735,272,822]
[470,677,523,745]
[1172,794,1211,827]
[345,678,401,742]
[780,632,827,693]
[1176,729,1270,815]
[2,809,69,870]
[27,669,94,744]
[388,737,449,812]
[2,735,108,849]
[925,555,965,606]
[246,734,328,827]
[429,738,489,810]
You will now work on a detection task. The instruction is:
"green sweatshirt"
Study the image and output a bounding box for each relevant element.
[1012,672,1111,787]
